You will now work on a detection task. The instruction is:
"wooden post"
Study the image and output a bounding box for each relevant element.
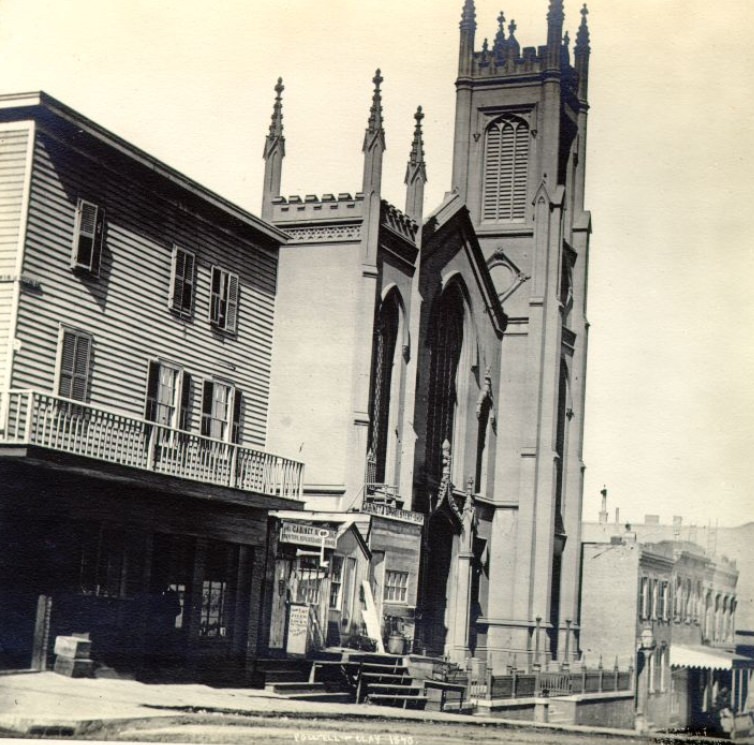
[31,594,52,670]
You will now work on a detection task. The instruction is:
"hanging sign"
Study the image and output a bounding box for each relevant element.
[279,521,337,549]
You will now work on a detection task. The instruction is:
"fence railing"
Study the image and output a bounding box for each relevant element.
[1,389,304,500]
[476,664,634,701]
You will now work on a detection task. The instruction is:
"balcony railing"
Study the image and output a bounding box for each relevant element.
[0,389,304,500]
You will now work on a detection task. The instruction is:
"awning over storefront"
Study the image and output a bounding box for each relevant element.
[670,644,754,671]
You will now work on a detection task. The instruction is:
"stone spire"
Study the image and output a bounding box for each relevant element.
[362,69,386,197]
[404,106,427,223]
[458,0,476,76]
[261,77,285,220]
[574,4,591,99]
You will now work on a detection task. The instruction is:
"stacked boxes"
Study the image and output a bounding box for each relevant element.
[53,635,94,678]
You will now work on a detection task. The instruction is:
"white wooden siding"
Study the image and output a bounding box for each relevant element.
[12,129,278,450]
[0,126,31,397]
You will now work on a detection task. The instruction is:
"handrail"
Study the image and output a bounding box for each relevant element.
[0,389,304,499]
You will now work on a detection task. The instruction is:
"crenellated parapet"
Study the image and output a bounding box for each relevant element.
[271,192,365,221]
[381,200,418,243]
[269,193,365,244]
[460,3,589,99]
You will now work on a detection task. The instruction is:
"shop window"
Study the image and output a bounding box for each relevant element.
[78,524,143,598]
[384,570,409,604]
[199,541,236,638]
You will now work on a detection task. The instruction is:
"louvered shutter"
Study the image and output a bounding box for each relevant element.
[58,332,76,398]
[72,200,98,271]
[201,380,213,437]
[231,389,242,444]
[179,372,192,430]
[209,267,222,325]
[168,248,183,311]
[90,206,105,275]
[145,361,159,421]
[225,272,239,332]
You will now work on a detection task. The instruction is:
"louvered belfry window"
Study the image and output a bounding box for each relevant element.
[483,115,530,222]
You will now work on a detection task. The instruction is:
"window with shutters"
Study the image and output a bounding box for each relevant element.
[57,328,92,401]
[71,199,105,274]
[483,115,530,223]
[201,380,242,442]
[209,266,239,332]
[169,246,195,317]
[145,360,191,430]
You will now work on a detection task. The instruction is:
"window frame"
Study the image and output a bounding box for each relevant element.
[383,568,409,605]
[71,198,105,275]
[482,114,531,223]
[200,378,242,443]
[209,265,240,333]
[144,359,192,431]
[55,326,93,402]
[168,245,196,318]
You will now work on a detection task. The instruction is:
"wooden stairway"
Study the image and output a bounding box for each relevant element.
[256,657,355,703]
[356,654,427,710]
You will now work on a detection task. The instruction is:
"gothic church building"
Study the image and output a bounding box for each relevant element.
[265,0,592,671]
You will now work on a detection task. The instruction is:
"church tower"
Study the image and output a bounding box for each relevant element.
[451,1,592,667]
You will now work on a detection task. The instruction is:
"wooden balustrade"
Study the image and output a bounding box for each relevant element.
[1,389,303,499]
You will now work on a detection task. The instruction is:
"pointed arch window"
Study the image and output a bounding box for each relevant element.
[425,284,464,483]
[483,115,530,222]
[367,293,400,486]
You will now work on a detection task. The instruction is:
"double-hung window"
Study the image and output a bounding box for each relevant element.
[384,569,409,604]
[209,266,239,332]
[201,380,242,442]
[168,246,196,317]
[145,361,191,430]
[71,199,105,275]
[57,327,92,401]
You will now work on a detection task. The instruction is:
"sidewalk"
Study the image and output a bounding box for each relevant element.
[0,671,744,743]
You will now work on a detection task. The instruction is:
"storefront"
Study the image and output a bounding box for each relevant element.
[267,513,372,655]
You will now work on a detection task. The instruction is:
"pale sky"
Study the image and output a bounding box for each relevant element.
[1,0,752,528]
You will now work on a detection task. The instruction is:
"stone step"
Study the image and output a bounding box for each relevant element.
[366,683,422,696]
[266,681,327,695]
[282,691,355,703]
[366,692,427,709]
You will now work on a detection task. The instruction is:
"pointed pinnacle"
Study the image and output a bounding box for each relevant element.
[460,0,476,31]
[409,106,425,166]
[576,3,591,51]
[366,68,384,135]
[268,77,284,139]
[548,0,565,24]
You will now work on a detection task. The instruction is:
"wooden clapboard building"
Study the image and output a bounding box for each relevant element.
[0,92,304,680]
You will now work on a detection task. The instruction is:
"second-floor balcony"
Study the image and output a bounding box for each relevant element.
[0,389,304,501]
